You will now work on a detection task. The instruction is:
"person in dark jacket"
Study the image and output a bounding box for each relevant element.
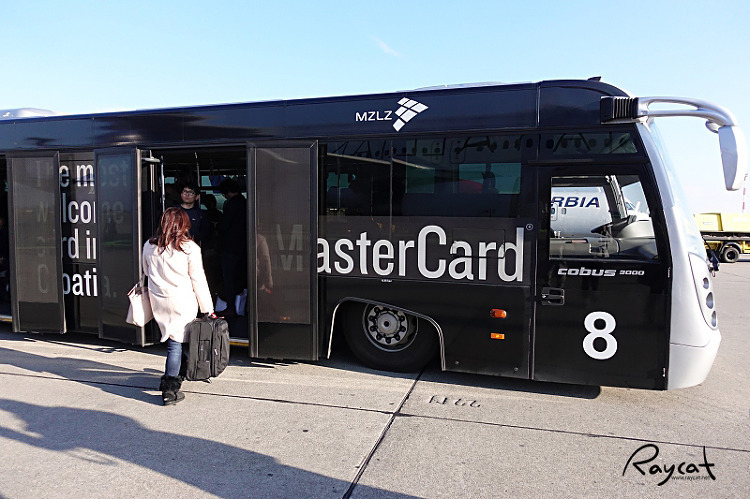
[0,213,9,302]
[179,181,211,245]
[217,178,247,314]
[200,193,223,294]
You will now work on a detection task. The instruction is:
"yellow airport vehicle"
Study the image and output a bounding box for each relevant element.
[695,212,750,263]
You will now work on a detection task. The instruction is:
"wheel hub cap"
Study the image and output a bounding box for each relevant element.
[366,307,409,347]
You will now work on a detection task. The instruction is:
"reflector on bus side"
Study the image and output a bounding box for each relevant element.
[490,309,507,319]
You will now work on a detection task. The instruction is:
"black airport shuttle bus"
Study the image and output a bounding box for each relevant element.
[0,79,745,389]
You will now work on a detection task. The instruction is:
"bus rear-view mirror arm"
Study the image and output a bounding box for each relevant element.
[601,96,748,191]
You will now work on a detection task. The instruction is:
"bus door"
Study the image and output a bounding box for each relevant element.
[95,148,155,345]
[247,142,319,360]
[534,165,670,389]
[7,153,66,333]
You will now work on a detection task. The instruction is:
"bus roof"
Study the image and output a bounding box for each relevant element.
[0,79,629,150]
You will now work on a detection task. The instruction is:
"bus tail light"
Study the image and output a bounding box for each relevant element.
[688,254,718,329]
[490,333,505,340]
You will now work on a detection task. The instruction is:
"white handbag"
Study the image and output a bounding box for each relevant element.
[126,281,153,327]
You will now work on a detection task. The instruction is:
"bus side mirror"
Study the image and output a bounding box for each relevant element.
[715,125,747,191]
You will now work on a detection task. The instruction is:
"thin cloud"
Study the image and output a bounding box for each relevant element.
[374,38,403,58]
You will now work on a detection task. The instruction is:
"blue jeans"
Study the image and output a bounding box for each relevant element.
[165,339,186,378]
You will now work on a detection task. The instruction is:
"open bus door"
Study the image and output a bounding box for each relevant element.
[7,153,66,333]
[246,142,319,360]
[95,148,157,346]
[534,165,670,389]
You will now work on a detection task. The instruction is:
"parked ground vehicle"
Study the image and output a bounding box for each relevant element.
[695,212,750,263]
[0,79,745,389]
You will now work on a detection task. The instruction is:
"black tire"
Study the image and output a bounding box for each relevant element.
[720,245,741,263]
[342,302,438,372]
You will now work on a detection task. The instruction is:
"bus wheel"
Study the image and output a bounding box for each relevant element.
[721,245,741,263]
[343,302,438,372]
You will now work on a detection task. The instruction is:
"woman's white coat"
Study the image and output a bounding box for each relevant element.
[142,240,214,343]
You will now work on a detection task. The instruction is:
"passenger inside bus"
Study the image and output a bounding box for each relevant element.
[164,182,180,208]
[200,193,223,296]
[217,178,247,316]
[179,181,211,245]
[0,212,8,303]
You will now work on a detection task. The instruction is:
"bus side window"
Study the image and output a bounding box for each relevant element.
[323,141,390,218]
[549,174,657,261]
[323,136,525,220]
[395,136,523,218]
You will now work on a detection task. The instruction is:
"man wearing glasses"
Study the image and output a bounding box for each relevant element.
[179,181,211,245]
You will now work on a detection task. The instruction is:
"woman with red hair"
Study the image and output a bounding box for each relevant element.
[143,207,215,405]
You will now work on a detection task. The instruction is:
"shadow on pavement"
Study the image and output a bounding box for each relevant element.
[417,358,602,399]
[0,344,163,403]
[0,398,418,498]
[0,325,600,401]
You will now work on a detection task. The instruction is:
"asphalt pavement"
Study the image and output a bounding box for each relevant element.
[0,261,748,498]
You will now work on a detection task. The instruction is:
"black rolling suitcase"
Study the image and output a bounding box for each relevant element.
[186,316,230,381]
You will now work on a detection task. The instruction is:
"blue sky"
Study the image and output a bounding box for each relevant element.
[2,1,749,213]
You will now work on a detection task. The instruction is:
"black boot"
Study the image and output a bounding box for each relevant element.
[159,375,185,406]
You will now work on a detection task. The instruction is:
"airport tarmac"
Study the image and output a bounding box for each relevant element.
[0,261,748,498]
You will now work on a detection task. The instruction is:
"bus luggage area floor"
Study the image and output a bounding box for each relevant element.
[0,262,748,498]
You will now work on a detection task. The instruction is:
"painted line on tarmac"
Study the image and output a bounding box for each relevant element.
[397,412,750,454]
[0,370,404,417]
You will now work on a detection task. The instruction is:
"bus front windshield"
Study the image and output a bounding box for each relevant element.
[643,121,707,257]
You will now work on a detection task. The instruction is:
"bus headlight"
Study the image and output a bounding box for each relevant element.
[688,254,718,329]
